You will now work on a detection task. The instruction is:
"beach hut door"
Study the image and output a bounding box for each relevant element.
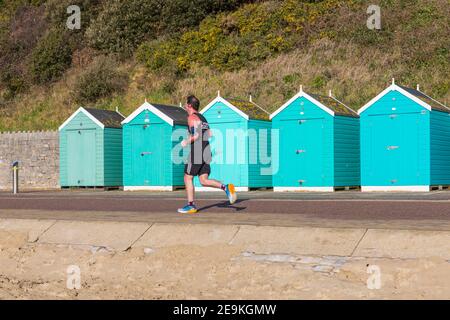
[131,124,164,186]
[67,129,96,186]
[369,113,422,185]
[284,118,324,186]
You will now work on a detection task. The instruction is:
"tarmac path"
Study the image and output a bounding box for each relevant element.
[0,190,449,230]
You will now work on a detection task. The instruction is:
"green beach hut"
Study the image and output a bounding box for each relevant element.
[122,101,188,191]
[359,79,450,191]
[195,93,272,191]
[270,87,360,192]
[59,107,124,188]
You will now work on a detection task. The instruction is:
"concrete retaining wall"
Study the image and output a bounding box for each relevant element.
[0,131,59,190]
[2,218,449,260]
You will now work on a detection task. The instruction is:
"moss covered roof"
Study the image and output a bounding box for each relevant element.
[398,85,449,113]
[308,93,358,117]
[225,98,271,121]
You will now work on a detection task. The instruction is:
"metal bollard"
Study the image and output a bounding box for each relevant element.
[12,161,19,194]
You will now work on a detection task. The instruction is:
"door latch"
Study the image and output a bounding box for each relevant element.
[141,152,152,156]
[298,180,306,185]
[296,149,306,154]
[390,179,398,184]
[387,146,399,150]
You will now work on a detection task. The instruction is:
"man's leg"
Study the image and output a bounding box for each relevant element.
[178,164,198,213]
[199,173,237,204]
[198,173,222,189]
[184,174,195,202]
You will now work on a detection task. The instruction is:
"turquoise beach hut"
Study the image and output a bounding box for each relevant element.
[270,87,360,192]
[122,101,188,191]
[59,107,124,188]
[358,79,450,192]
[195,93,272,191]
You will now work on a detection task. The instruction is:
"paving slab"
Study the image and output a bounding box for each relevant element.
[37,220,150,251]
[133,223,239,248]
[230,225,366,256]
[353,229,450,259]
[0,218,55,242]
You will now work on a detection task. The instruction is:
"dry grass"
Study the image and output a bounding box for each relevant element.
[0,0,448,131]
[175,38,449,113]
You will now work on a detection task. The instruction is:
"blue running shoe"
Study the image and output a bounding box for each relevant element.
[224,183,237,205]
[177,204,198,214]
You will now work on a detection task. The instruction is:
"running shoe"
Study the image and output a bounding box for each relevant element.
[177,204,198,214]
[224,183,237,205]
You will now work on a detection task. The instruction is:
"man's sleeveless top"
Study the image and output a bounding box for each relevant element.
[189,112,211,164]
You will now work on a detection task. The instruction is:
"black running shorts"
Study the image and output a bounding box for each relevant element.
[184,162,211,176]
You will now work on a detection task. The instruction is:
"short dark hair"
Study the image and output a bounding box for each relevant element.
[187,95,200,111]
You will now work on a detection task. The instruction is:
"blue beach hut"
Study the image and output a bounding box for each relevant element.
[195,93,272,191]
[270,87,360,192]
[121,101,188,191]
[358,79,450,191]
[59,107,124,188]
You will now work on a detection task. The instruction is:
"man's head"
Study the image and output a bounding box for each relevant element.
[186,95,200,114]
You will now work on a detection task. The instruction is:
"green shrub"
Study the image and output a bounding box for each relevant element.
[85,0,162,56]
[311,75,327,89]
[159,0,251,34]
[0,68,27,99]
[29,29,73,84]
[137,0,345,73]
[72,57,128,104]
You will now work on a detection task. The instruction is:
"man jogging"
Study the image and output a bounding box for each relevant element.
[178,95,237,214]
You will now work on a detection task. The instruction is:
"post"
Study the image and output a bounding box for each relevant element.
[12,161,19,194]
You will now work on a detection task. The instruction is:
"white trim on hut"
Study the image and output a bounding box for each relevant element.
[269,88,335,119]
[59,107,105,131]
[121,101,175,126]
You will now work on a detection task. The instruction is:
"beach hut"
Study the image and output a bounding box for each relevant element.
[59,107,124,188]
[195,93,272,191]
[121,101,188,190]
[270,87,360,191]
[358,79,450,191]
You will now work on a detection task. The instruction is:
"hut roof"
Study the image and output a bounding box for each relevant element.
[121,101,188,126]
[223,98,271,121]
[307,93,358,117]
[84,108,125,128]
[397,85,449,113]
[150,103,188,126]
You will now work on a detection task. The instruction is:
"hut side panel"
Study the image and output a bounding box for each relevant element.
[103,128,123,187]
[430,110,450,186]
[334,116,360,187]
[172,124,188,187]
[248,120,272,188]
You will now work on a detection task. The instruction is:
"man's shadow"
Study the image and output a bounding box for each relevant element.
[197,199,247,212]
